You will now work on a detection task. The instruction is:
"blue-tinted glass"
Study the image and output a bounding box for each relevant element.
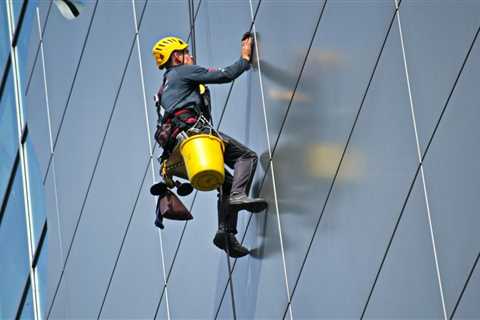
[20,284,35,320]
[0,167,30,319]
[0,1,10,70]
[36,242,47,319]
[12,0,25,29]
[16,0,38,100]
[27,140,47,248]
[0,71,18,204]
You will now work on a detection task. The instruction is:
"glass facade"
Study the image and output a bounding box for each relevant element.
[0,0,46,318]
[0,167,29,319]
[0,0,479,319]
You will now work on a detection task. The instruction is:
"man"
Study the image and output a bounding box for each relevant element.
[152,34,267,258]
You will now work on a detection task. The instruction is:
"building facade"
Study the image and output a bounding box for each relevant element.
[1,0,480,319]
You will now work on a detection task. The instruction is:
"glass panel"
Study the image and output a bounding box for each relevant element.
[400,0,480,153]
[11,0,25,28]
[454,264,480,319]
[50,35,155,318]
[288,19,419,318]
[363,178,444,318]
[0,71,18,204]
[422,38,480,315]
[0,1,10,70]
[18,0,40,97]
[48,0,135,253]
[24,55,51,178]
[0,167,30,319]
[27,140,47,248]
[19,284,35,320]
[272,0,396,298]
[249,0,327,145]
[99,177,166,319]
[41,0,97,139]
[36,242,47,319]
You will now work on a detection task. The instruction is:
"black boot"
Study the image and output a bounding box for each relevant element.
[229,192,268,213]
[213,230,249,258]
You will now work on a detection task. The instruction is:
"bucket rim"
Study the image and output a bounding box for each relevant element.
[179,133,224,151]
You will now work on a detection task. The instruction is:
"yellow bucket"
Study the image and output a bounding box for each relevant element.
[180,134,225,191]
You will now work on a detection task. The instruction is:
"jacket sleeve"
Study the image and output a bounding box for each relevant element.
[183,58,251,84]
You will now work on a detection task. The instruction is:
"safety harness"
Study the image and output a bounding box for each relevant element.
[154,75,212,158]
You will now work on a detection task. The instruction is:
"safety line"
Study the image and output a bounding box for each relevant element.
[283,5,400,319]
[45,0,157,315]
[46,34,137,319]
[151,1,204,317]
[247,0,294,319]
[396,2,447,318]
[39,0,53,40]
[42,0,100,185]
[132,1,172,318]
[449,252,480,319]
[360,21,480,320]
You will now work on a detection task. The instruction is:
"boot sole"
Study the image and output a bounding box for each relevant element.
[229,201,268,213]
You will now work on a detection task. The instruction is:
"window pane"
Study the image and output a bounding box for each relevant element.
[16,0,38,97]
[27,140,47,249]
[0,70,18,204]
[36,242,47,319]
[19,284,34,320]
[0,167,30,319]
[11,0,25,30]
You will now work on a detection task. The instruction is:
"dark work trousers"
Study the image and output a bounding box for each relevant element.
[217,132,258,234]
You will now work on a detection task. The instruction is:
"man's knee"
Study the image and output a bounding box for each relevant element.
[244,150,258,170]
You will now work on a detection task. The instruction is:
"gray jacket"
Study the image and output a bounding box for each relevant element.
[158,58,250,117]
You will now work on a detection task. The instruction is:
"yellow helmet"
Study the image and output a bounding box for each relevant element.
[152,36,188,69]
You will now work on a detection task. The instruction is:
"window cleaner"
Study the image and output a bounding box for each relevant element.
[150,33,267,258]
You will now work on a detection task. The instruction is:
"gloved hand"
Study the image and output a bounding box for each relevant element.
[241,32,253,62]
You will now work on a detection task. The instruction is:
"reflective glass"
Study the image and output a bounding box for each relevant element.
[422,38,480,316]
[41,0,97,139]
[0,1,9,70]
[19,284,35,320]
[363,178,444,318]
[0,71,18,204]
[289,19,419,318]
[100,177,167,319]
[36,243,47,319]
[18,0,40,96]
[24,54,51,178]
[11,0,26,28]
[454,264,480,319]
[0,167,30,319]
[27,140,47,249]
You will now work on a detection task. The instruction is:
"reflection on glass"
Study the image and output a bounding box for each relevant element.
[27,140,47,249]
[0,167,30,319]
[0,71,18,204]
[36,242,47,319]
[20,284,35,320]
